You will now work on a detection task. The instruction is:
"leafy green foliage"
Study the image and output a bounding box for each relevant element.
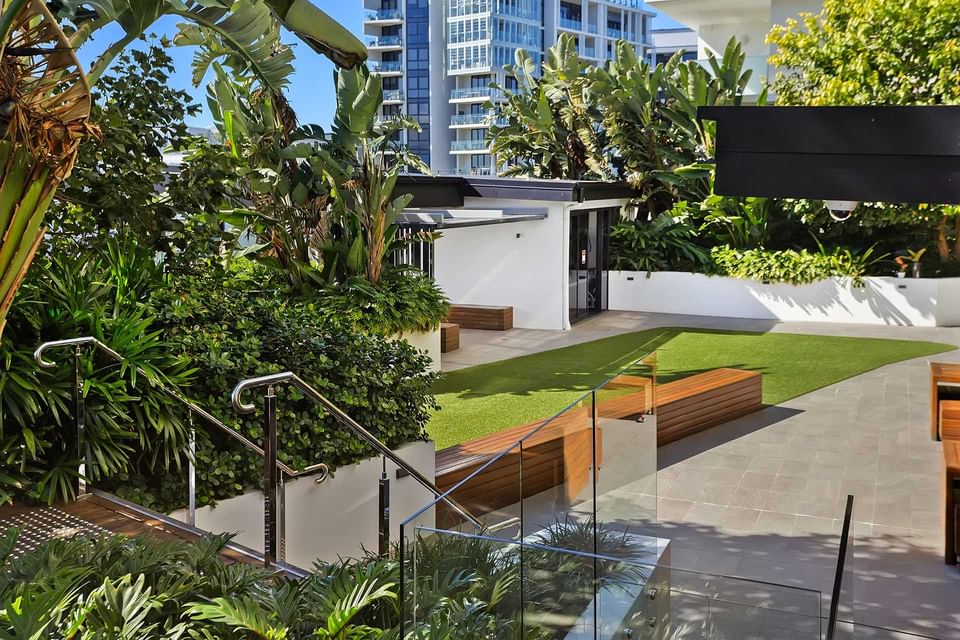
[594,38,759,213]
[768,0,960,106]
[314,271,450,336]
[609,204,710,273]
[490,34,611,180]
[700,195,775,249]
[709,244,885,287]
[0,531,543,639]
[0,240,194,505]
[48,45,240,262]
[119,260,439,511]
[490,36,757,214]
[212,62,429,290]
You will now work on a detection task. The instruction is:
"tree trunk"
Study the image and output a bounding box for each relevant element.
[953,214,960,260]
[937,215,951,261]
[0,0,94,338]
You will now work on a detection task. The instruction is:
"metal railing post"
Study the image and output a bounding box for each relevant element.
[379,456,390,556]
[187,414,197,527]
[73,345,88,497]
[263,386,279,568]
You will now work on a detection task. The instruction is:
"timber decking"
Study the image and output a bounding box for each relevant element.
[446,304,513,331]
[0,494,255,565]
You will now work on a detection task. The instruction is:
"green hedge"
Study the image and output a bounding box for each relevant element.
[2,246,440,511]
[110,264,439,511]
[709,245,878,286]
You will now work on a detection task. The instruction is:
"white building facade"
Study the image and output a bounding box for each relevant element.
[648,0,822,98]
[363,0,655,175]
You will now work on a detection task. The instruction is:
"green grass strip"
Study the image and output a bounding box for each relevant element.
[428,328,955,449]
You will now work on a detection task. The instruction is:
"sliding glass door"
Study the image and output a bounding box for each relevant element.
[568,208,614,324]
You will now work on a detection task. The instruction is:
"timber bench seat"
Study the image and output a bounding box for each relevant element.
[434,368,763,522]
[446,304,513,331]
[655,368,763,446]
[440,323,460,353]
[435,407,596,523]
[940,400,960,441]
[929,362,960,440]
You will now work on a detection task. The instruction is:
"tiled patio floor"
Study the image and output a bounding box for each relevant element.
[446,312,960,638]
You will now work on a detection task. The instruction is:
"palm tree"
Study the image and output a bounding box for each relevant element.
[0,0,366,338]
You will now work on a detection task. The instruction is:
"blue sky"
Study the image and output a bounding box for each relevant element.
[77,5,683,130]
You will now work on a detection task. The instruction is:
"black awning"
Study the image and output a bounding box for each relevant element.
[698,106,960,204]
[394,176,638,207]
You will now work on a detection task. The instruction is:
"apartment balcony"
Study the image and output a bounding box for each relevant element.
[368,35,403,49]
[368,60,403,74]
[587,23,598,34]
[607,27,622,39]
[559,17,582,31]
[450,140,490,152]
[450,87,502,101]
[450,113,506,127]
[583,46,597,58]
[451,166,494,175]
[365,9,402,22]
[448,0,491,16]
[383,89,405,103]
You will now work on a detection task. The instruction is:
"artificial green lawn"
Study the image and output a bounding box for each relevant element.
[428,328,955,449]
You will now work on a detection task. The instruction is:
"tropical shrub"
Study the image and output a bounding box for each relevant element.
[0,241,194,506]
[594,38,758,214]
[117,260,439,511]
[0,0,367,340]
[0,530,538,639]
[213,63,429,291]
[489,34,611,180]
[315,271,450,335]
[699,195,775,249]
[48,45,238,261]
[609,204,710,273]
[768,0,960,106]
[709,244,884,287]
[0,531,403,639]
[1,247,440,509]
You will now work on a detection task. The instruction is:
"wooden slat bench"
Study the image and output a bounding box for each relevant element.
[435,368,763,523]
[446,304,513,331]
[930,362,960,440]
[656,368,762,446]
[440,323,460,353]
[940,400,960,441]
[435,405,598,524]
[943,440,960,565]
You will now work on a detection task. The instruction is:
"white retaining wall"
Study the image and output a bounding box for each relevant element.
[396,326,441,372]
[170,440,436,567]
[608,271,960,327]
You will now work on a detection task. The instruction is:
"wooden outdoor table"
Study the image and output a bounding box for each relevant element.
[931,363,960,440]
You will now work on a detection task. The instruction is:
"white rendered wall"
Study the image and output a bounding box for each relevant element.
[170,441,436,567]
[608,271,960,327]
[433,205,568,330]
[396,327,441,372]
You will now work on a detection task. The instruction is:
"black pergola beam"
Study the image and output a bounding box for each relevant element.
[698,106,960,204]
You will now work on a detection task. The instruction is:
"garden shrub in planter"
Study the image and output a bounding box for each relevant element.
[708,244,883,287]
[120,262,440,511]
[1,248,440,511]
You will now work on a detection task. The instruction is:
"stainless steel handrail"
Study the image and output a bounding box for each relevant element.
[33,337,330,531]
[231,371,483,530]
[34,337,326,479]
